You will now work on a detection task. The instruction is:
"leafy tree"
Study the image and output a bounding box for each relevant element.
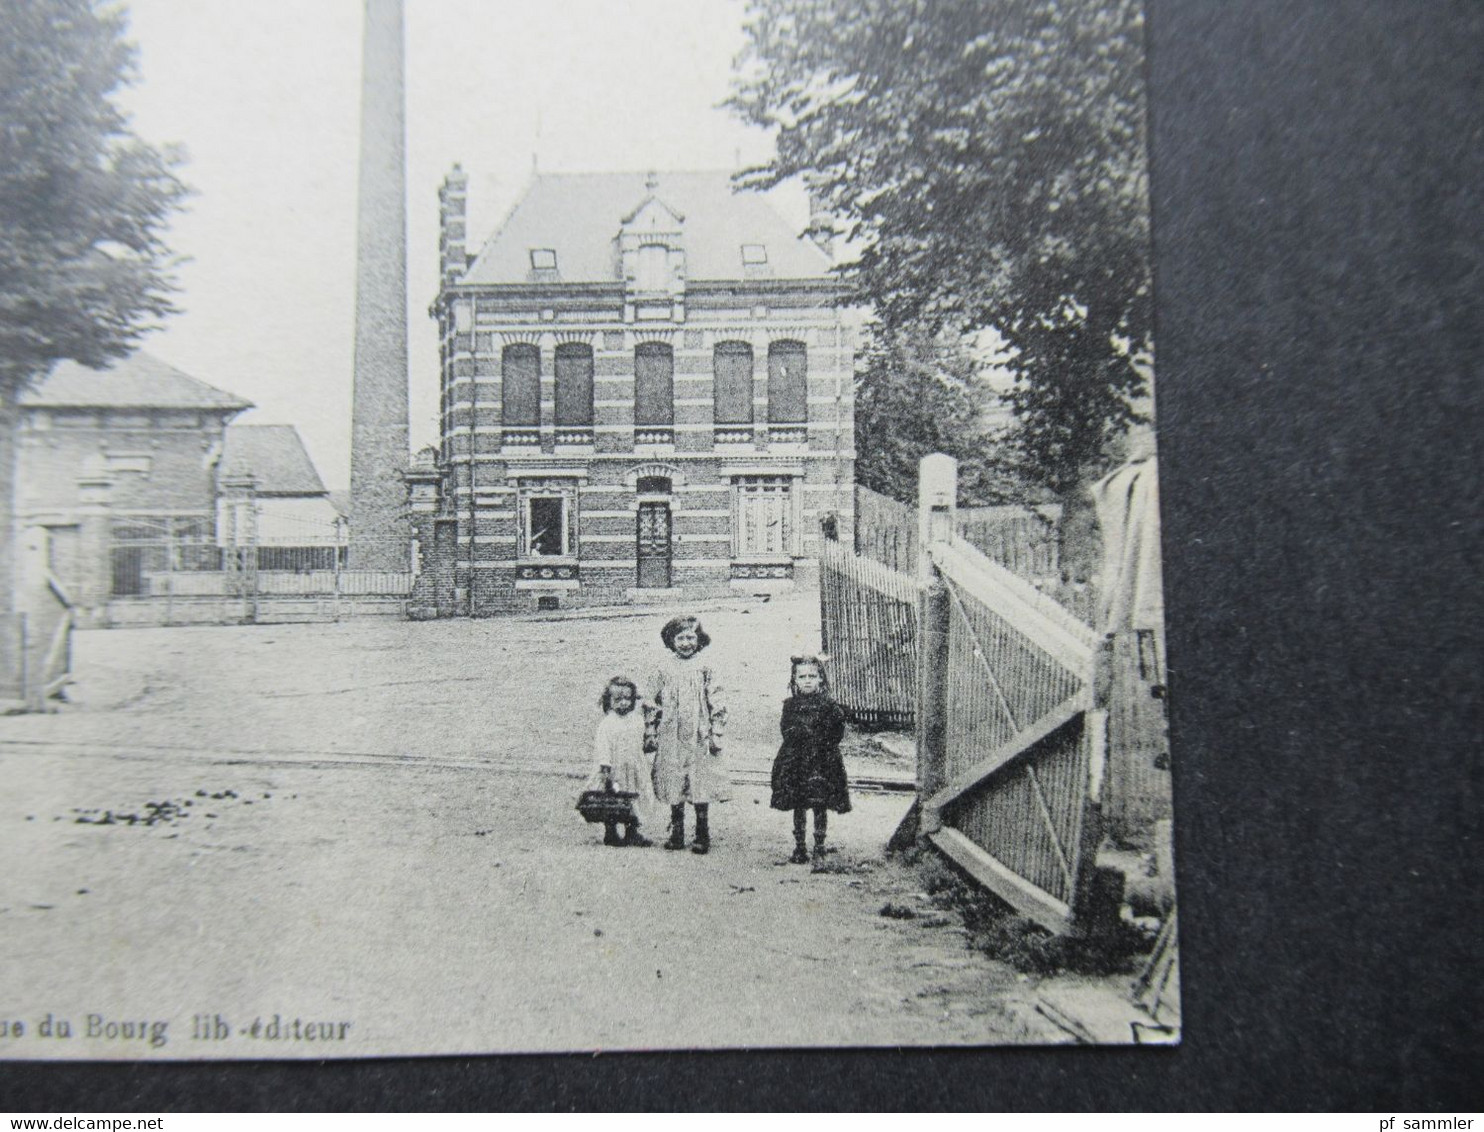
[0,0,187,621]
[730,0,1151,496]
[853,325,1024,505]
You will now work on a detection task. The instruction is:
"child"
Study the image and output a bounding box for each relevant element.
[770,655,851,863]
[580,676,655,848]
[650,614,728,854]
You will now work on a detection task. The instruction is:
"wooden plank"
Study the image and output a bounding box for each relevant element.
[946,580,1020,731]
[944,532,1091,643]
[923,695,1086,813]
[1025,763,1076,892]
[822,540,918,601]
[930,539,1096,673]
[47,572,75,607]
[928,827,1073,935]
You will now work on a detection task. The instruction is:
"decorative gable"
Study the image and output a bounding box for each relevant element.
[617,173,687,319]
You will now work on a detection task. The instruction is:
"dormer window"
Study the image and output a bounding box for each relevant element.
[741,244,768,265]
[636,243,669,292]
[530,248,557,270]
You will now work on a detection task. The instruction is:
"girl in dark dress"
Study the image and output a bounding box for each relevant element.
[770,655,851,863]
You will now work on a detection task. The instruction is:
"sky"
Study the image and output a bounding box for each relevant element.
[118,0,792,491]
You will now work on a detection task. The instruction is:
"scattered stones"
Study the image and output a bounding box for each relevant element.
[880,902,918,920]
[67,788,275,830]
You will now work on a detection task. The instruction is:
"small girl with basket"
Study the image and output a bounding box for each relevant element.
[576,675,657,848]
[770,654,851,863]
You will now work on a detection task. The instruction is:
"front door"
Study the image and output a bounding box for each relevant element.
[636,501,672,588]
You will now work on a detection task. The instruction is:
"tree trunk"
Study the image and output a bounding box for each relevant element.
[1,394,16,615]
[0,394,19,701]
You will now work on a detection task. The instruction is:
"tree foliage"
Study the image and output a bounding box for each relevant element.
[0,0,188,399]
[729,0,1151,495]
[853,325,1023,505]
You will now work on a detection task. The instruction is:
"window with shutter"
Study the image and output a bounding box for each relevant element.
[732,476,797,558]
[713,341,754,425]
[634,343,674,426]
[767,340,808,424]
[501,344,540,427]
[554,343,594,427]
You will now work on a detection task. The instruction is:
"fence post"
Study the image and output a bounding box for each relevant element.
[915,454,957,834]
[163,521,175,627]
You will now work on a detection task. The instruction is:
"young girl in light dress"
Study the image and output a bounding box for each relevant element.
[581,676,657,847]
[650,615,728,854]
[770,655,851,862]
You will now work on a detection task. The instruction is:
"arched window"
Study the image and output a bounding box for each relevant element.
[634,343,674,426]
[713,341,754,425]
[501,344,540,426]
[767,340,808,423]
[554,343,594,427]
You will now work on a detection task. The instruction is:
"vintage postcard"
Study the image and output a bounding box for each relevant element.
[0,0,1176,1057]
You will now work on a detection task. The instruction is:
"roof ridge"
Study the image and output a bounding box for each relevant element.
[20,350,253,411]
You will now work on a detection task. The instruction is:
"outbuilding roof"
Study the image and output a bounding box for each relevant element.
[461,170,832,286]
[20,352,253,412]
[219,425,327,496]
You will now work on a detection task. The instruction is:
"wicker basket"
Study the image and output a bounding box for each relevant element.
[576,789,639,824]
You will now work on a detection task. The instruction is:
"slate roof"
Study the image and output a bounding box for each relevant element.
[462,171,832,286]
[20,352,253,412]
[219,425,327,496]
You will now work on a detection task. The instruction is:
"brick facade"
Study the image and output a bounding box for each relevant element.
[15,358,251,615]
[411,170,856,617]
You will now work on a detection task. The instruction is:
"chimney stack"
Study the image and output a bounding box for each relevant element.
[347,0,411,571]
[439,165,469,286]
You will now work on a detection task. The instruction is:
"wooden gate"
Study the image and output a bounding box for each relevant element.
[919,535,1102,933]
[818,541,917,728]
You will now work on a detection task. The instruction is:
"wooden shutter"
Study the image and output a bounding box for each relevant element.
[713,342,754,425]
[635,343,674,426]
[501,344,540,426]
[767,340,808,423]
[554,344,594,426]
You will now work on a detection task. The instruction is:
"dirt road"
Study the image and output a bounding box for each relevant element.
[0,596,1068,1056]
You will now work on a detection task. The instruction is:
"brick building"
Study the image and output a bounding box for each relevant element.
[412,168,857,616]
[15,353,252,612]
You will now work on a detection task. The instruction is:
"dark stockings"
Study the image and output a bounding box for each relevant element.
[691,803,710,854]
[665,804,686,850]
[604,819,650,848]
[792,806,827,862]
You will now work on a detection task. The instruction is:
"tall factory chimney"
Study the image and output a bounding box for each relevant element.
[348,0,411,570]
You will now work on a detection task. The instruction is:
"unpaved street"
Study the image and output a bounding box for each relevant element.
[0,596,1067,1056]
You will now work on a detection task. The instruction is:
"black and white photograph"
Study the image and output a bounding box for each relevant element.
[0,0,1177,1058]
